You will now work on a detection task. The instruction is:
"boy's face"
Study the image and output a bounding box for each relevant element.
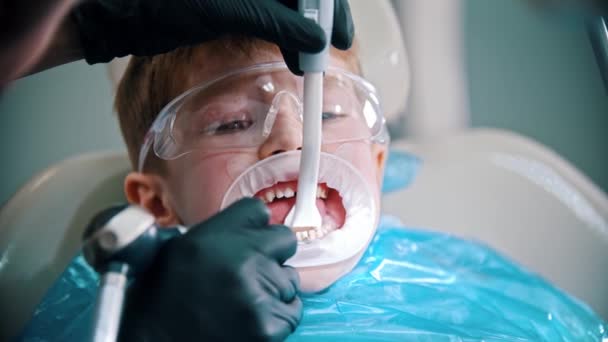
[126,46,387,291]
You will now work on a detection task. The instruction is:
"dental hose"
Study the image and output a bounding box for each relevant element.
[82,205,184,342]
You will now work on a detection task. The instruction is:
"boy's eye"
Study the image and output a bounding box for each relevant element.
[322,112,347,121]
[213,119,253,134]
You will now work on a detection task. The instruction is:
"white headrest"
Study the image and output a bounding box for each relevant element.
[107,0,409,123]
[348,0,410,123]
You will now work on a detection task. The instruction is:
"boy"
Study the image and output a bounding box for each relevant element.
[116,37,385,293]
[21,37,607,340]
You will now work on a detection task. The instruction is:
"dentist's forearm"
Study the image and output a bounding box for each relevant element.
[24,14,84,76]
[0,0,78,87]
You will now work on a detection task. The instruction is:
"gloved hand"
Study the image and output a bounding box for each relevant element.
[72,0,354,74]
[118,198,302,341]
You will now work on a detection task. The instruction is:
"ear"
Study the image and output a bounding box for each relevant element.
[124,172,179,227]
[371,144,388,187]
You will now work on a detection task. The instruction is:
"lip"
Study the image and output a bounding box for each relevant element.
[253,180,347,227]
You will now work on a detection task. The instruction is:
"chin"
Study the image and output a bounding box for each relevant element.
[296,249,365,293]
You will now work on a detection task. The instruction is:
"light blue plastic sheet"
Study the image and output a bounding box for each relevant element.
[288,216,607,341]
[17,150,608,341]
[19,218,608,341]
[21,255,97,341]
[381,151,420,193]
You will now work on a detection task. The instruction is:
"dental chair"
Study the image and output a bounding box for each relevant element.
[1,1,607,340]
[384,129,608,320]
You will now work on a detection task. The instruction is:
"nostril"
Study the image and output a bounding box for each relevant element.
[297,147,302,151]
[272,150,286,155]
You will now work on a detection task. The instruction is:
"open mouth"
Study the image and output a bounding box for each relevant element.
[221,151,377,268]
[254,181,347,242]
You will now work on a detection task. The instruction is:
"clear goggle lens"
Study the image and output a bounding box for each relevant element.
[139,62,385,171]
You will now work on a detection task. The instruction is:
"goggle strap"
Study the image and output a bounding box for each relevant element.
[263,107,278,138]
[138,131,154,172]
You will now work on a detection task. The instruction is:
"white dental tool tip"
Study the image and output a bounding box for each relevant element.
[285,72,324,231]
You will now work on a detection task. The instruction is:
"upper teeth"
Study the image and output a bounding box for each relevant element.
[317,186,327,199]
[265,191,275,203]
[284,188,295,198]
[260,185,328,203]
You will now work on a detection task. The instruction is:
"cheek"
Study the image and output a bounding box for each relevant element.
[326,142,382,200]
[167,153,258,225]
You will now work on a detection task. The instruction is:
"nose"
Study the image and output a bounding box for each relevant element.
[258,92,303,159]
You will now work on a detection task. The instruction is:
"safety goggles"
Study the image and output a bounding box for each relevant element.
[138,62,386,171]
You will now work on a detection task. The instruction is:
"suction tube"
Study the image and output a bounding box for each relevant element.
[286,0,335,228]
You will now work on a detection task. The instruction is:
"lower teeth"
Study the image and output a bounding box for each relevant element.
[295,216,338,242]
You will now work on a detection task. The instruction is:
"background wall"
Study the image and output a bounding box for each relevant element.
[465,0,608,192]
[0,62,124,205]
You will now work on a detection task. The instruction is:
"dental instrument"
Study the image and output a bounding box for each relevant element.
[82,205,183,342]
[588,16,608,92]
[285,0,334,234]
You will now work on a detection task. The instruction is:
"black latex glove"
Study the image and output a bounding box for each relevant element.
[118,198,302,341]
[72,0,354,74]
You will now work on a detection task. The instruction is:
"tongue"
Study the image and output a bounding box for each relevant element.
[268,198,327,225]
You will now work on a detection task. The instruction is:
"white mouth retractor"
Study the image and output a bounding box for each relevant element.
[220,151,377,268]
